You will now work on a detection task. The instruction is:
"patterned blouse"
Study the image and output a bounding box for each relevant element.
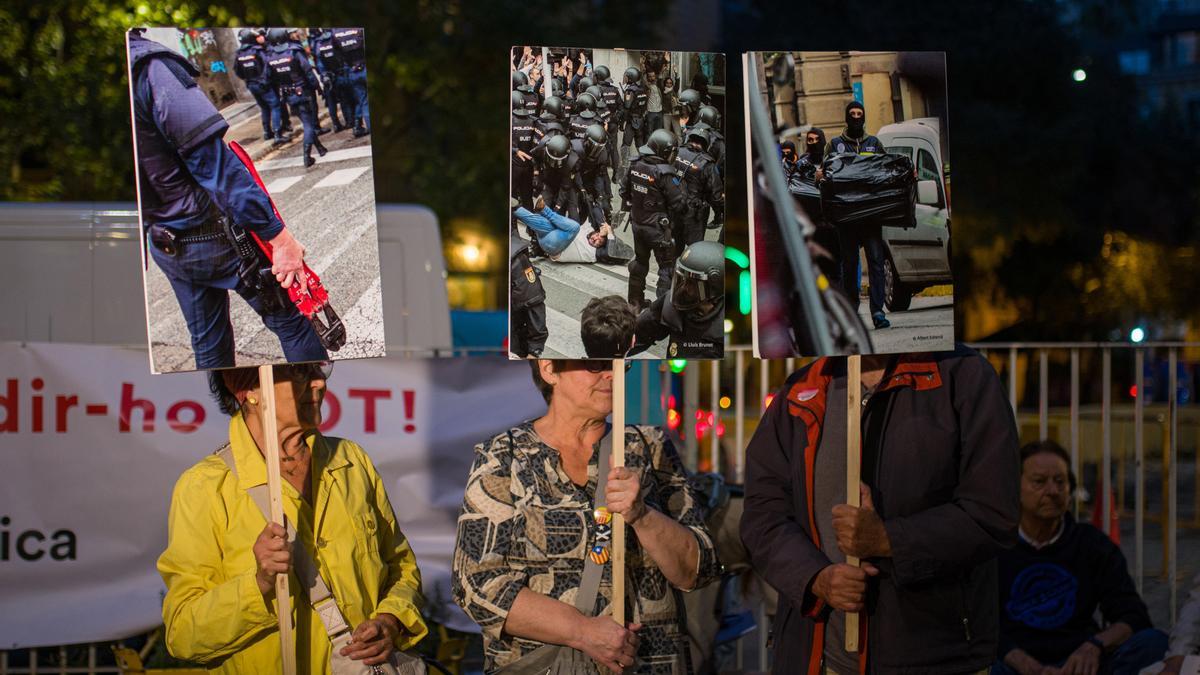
[452,422,720,674]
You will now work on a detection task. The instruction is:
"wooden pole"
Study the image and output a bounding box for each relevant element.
[612,359,626,628]
[845,355,862,652]
[258,365,296,675]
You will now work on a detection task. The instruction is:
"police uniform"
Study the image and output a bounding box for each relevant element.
[673,139,723,249]
[629,295,724,359]
[619,151,690,308]
[128,33,327,368]
[596,79,623,180]
[509,235,548,358]
[266,37,325,163]
[622,81,649,151]
[512,109,537,210]
[572,136,610,228]
[311,29,348,131]
[233,40,282,141]
[537,142,584,224]
[569,111,597,140]
[332,28,370,135]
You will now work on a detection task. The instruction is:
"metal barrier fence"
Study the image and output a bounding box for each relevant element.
[5,342,1197,674]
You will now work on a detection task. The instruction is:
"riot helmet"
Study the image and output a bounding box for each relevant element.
[698,105,721,130]
[238,28,257,46]
[267,27,290,45]
[308,27,322,40]
[512,69,531,92]
[545,134,571,169]
[541,96,565,121]
[624,66,641,84]
[584,124,607,162]
[584,85,604,102]
[575,92,597,118]
[671,241,724,318]
[684,124,712,152]
[679,89,703,120]
[639,128,678,163]
[511,91,532,117]
[593,64,611,82]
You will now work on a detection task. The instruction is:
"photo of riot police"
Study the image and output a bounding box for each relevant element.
[126,27,385,374]
[747,51,954,357]
[510,47,726,360]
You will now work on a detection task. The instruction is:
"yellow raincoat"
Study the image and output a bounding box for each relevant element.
[158,413,427,673]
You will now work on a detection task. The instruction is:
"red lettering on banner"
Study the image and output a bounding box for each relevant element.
[56,396,79,433]
[119,383,155,433]
[403,390,416,433]
[348,388,391,433]
[320,390,341,433]
[31,378,44,433]
[167,400,205,433]
[1,379,17,432]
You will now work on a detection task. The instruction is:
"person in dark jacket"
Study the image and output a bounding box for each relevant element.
[825,101,891,329]
[994,440,1167,675]
[741,345,1021,675]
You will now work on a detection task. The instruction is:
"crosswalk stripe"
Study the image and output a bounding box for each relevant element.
[255,145,374,171]
[264,176,304,193]
[313,166,371,189]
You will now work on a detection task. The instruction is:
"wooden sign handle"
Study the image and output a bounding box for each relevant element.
[612,359,626,628]
[845,355,862,652]
[258,365,297,675]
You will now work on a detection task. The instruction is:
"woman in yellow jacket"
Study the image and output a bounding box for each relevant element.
[157,363,427,673]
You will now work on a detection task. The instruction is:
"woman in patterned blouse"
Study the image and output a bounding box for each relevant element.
[452,358,720,674]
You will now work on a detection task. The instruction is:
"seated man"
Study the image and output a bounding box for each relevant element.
[996,439,1167,675]
[554,222,634,265]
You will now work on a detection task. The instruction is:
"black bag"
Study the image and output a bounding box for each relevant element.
[819,153,916,228]
[786,163,823,221]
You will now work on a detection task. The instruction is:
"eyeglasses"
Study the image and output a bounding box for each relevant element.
[273,361,334,382]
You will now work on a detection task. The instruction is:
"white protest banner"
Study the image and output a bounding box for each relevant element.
[0,342,543,648]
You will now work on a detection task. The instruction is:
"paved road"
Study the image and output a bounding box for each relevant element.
[146,103,384,373]
[525,147,724,360]
[862,294,954,355]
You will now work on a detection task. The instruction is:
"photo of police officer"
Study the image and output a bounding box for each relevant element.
[510,46,726,360]
[127,27,386,373]
[747,51,955,357]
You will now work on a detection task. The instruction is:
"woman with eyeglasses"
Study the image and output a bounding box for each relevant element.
[452,296,719,674]
[157,363,428,674]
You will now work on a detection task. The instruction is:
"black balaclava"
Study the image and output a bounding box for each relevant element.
[845,100,866,138]
[805,128,826,159]
[781,140,796,161]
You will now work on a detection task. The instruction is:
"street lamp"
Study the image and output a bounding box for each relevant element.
[1072,68,1087,82]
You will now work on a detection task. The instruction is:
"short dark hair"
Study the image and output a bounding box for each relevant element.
[581,295,636,358]
[207,363,331,417]
[208,368,259,417]
[1020,439,1077,492]
[529,360,563,404]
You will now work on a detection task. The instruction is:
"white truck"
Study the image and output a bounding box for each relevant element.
[876,117,953,311]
